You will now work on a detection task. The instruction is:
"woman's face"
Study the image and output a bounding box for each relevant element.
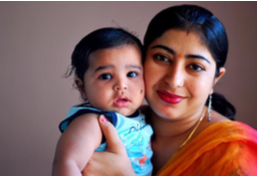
[144,29,225,120]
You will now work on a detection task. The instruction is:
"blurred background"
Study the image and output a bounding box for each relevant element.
[0,1,257,175]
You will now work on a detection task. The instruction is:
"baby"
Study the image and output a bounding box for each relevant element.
[52,27,153,176]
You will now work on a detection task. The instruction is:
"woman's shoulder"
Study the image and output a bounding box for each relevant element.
[199,108,256,136]
[199,117,257,144]
[198,120,257,175]
[163,118,257,175]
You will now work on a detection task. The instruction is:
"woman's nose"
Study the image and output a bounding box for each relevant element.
[164,68,184,88]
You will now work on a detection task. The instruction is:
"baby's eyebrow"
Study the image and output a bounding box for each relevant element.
[126,65,142,70]
[94,65,114,73]
[94,64,142,73]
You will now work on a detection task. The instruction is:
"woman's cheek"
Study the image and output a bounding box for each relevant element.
[145,62,163,79]
[190,79,211,97]
[144,67,155,86]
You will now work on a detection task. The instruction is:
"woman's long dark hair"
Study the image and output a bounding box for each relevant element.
[144,5,235,120]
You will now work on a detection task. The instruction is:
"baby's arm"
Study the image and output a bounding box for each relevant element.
[52,113,102,175]
[82,115,135,176]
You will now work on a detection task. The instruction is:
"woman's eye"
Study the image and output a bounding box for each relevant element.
[127,72,137,78]
[153,54,170,62]
[99,73,112,80]
[189,64,204,72]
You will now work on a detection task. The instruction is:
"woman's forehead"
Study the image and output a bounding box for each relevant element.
[149,30,207,52]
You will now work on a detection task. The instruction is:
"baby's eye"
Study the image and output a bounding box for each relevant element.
[127,71,137,78]
[99,73,112,80]
[189,64,204,72]
[153,54,170,62]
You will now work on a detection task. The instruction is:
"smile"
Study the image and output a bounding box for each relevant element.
[157,90,185,104]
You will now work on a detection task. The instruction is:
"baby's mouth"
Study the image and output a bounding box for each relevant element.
[116,97,128,102]
[114,96,130,107]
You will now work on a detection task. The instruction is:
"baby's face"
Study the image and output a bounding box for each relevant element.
[82,45,145,116]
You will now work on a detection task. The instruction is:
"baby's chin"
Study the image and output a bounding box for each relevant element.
[110,108,137,117]
[98,106,137,117]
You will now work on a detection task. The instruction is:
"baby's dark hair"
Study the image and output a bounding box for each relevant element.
[66,27,143,82]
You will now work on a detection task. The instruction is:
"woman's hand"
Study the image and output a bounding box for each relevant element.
[82,115,136,176]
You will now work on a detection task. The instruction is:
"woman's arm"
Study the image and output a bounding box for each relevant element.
[52,114,102,175]
[82,115,136,176]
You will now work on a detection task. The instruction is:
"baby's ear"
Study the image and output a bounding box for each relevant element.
[75,78,87,101]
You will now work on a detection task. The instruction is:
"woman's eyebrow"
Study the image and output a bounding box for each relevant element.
[186,54,211,64]
[151,45,175,55]
[151,45,211,64]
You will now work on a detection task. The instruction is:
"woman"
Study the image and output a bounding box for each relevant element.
[83,4,257,175]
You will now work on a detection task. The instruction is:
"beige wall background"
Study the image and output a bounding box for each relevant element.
[0,1,257,175]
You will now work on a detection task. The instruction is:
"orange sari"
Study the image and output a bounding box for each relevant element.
[157,121,257,176]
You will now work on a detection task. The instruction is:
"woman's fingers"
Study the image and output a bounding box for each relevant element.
[98,115,126,153]
[83,152,110,176]
[82,115,135,176]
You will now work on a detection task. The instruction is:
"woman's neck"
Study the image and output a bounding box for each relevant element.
[149,107,206,175]
[150,107,205,139]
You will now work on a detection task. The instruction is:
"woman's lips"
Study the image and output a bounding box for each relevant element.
[157,90,185,104]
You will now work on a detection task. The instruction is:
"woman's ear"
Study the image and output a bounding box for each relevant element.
[214,67,226,85]
[209,67,226,94]
[75,77,87,101]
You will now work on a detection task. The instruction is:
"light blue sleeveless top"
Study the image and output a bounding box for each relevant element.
[59,104,153,176]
